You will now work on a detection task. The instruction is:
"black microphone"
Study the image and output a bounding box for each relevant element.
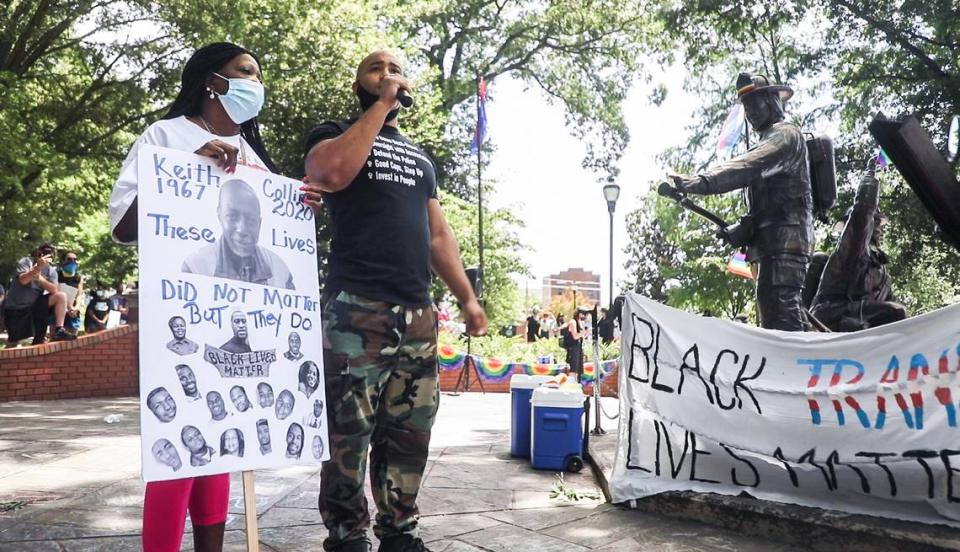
[397,89,414,108]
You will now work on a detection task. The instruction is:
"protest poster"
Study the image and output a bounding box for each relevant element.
[137,145,327,482]
[611,294,960,526]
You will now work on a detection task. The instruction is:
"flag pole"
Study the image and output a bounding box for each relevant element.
[476,75,485,305]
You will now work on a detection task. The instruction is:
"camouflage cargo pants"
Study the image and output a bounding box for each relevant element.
[318,291,439,550]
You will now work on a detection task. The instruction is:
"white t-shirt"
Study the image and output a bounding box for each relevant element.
[109,115,267,244]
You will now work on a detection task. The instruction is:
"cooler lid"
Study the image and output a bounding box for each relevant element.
[510,374,555,390]
[868,112,960,250]
[532,386,585,408]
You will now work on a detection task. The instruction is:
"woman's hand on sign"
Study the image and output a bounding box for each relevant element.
[195,140,239,173]
[300,176,324,214]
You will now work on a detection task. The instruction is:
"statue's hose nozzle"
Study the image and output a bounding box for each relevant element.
[657,181,682,200]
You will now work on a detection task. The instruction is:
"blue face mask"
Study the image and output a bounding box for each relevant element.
[61,261,78,277]
[214,73,265,124]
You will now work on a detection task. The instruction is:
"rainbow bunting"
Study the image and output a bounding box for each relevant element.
[727,251,753,280]
[438,344,466,371]
[525,363,561,376]
[473,355,513,382]
[437,348,619,383]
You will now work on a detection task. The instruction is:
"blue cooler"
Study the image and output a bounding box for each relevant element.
[510,375,554,457]
[531,386,585,472]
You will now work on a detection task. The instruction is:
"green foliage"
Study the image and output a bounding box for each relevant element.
[546,288,596,321]
[622,187,754,319]
[431,189,529,328]
[622,190,679,302]
[58,210,137,287]
[400,0,665,196]
[1,0,655,318]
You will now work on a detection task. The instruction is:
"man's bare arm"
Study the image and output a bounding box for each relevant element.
[427,199,488,336]
[303,102,395,194]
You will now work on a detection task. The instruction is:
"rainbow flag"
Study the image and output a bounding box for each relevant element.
[727,251,753,279]
[876,148,891,168]
[715,103,744,157]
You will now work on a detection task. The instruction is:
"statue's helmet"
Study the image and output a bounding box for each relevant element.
[736,73,794,103]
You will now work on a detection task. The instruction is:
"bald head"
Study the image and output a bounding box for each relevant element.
[218,180,261,257]
[356,50,404,80]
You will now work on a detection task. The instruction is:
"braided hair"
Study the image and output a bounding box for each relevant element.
[164,42,276,172]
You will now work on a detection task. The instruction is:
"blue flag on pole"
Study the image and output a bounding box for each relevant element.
[470,77,488,153]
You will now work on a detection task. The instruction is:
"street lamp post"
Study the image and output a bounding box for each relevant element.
[602,180,621,308]
[592,180,620,436]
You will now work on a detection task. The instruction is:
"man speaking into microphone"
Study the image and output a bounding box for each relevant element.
[302,49,487,552]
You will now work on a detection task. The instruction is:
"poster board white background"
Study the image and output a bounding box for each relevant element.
[138,145,328,482]
[611,294,960,527]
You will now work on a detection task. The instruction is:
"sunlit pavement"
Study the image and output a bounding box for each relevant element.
[0,393,800,551]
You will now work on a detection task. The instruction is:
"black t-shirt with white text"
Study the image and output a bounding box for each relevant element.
[304,119,438,307]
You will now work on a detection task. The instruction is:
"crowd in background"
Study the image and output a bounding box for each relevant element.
[0,243,131,347]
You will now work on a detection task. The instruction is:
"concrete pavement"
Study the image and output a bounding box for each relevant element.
[0,392,805,551]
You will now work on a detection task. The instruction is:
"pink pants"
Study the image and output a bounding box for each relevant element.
[142,474,230,552]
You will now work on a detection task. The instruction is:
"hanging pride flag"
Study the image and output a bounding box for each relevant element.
[715,103,744,157]
[726,251,753,280]
[469,76,488,153]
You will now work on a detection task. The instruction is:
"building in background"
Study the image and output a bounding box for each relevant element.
[542,268,601,307]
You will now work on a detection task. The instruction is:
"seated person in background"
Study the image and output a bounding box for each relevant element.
[57,251,85,335]
[3,243,74,344]
[84,282,113,333]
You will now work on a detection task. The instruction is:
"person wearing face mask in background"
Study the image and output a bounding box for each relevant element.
[107,42,278,552]
[84,281,113,333]
[56,251,85,336]
[302,49,488,552]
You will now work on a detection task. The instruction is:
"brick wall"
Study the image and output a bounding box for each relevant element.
[438,362,619,397]
[0,325,138,402]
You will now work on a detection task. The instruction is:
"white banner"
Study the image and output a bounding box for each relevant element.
[612,294,960,526]
[137,145,328,482]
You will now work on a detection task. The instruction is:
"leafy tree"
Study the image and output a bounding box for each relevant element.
[622,190,679,302]
[400,0,665,196]
[546,288,597,321]
[431,189,529,328]
[0,0,672,322]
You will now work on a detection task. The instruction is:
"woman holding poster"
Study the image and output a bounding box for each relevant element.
[108,42,276,552]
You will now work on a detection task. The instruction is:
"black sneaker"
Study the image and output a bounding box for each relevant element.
[331,540,371,552]
[51,328,76,341]
[377,535,430,552]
